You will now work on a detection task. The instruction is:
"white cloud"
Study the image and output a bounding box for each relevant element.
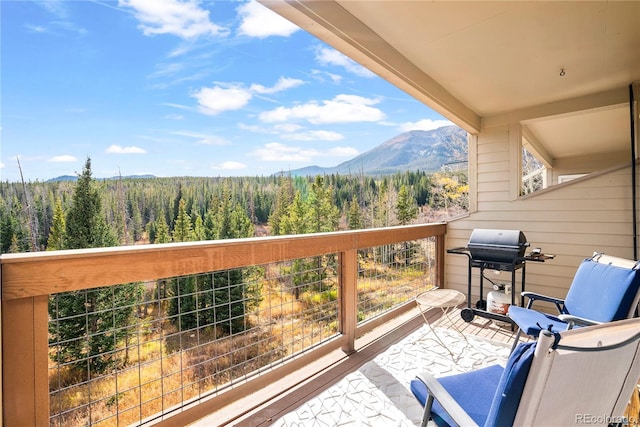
[25,24,47,33]
[163,102,193,111]
[31,1,87,35]
[119,0,227,39]
[315,47,375,78]
[311,69,343,84]
[48,155,77,163]
[251,142,319,162]
[251,142,357,163]
[212,161,247,170]
[38,0,68,18]
[398,119,454,132]
[259,94,385,124]
[250,77,305,95]
[237,123,272,134]
[274,123,304,133]
[172,130,229,145]
[148,62,184,79]
[237,1,299,38]
[239,123,344,142]
[194,77,303,116]
[328,146,359,157]
[106,145,147,154]
[280,130,344,141]
[192,84,253,115]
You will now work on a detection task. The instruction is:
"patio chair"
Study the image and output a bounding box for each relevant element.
[507,253,640,351]
[410,317,640,427]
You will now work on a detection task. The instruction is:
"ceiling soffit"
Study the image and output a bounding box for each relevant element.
[260,1,640,162]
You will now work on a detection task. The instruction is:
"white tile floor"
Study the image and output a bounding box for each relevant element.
[271,324,511,426]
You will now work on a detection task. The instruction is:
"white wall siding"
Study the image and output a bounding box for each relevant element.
[445,123,637,312]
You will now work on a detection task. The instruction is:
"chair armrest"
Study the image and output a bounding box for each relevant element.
[415,372,479,427]
[521,291,566,312]
[557,314,602,329]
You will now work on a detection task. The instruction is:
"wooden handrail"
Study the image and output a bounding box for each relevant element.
[0,223,446,427]
[1,223,445,300]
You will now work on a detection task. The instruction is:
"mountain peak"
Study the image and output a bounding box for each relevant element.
[289,125,467,176]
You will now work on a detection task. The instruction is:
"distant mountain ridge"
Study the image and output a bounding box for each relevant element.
[45,126,466,181]
[288,125,467,176]
[47,174,156,182]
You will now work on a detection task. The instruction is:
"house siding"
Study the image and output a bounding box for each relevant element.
[445,123,637,307]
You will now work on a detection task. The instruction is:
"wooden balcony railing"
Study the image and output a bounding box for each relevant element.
[0,223,446,426]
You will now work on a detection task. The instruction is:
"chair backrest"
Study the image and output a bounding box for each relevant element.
[564,254,640,321]
[513,317,640,425]
[483,340,537,426]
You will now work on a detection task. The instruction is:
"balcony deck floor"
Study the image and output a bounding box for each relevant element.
[202,306,521,427]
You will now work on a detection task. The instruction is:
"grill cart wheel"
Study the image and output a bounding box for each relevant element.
[461,308,475,322]
[476,300,487,310]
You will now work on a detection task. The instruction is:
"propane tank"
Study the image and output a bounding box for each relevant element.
[487,283,511,327]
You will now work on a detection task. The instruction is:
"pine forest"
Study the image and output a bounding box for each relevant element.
[1,160,468,254]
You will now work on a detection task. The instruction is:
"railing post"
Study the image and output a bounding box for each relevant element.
[2,295,49,426]
[340,249,358,354]
[436,233,446,288]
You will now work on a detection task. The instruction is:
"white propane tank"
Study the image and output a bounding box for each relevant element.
[487,283,512,327]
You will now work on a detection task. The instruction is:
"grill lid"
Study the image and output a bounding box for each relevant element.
[467,229,529,263]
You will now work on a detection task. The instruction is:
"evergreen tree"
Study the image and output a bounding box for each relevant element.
[146,221,156,244]
[193,213,206,241]
[396,185,418,225]
[395,185,419,265]
[213,191,258,333]
[307,176,339,233]
[168,198,197,329]
[47,199,66,250]
[168,186,259,335]
[48,158,141,375]
[347,197,364,230]
[8,235,20,253]
[154,212,171,244]
[268,174,293,235]
[131,203,143,242]
[374,180,392,227]
[1,201,16,254]
[4,196,29,253]
[171,183,183,229]
[279,177,340,298]
[172,198,193,242]
[280,192,308,235]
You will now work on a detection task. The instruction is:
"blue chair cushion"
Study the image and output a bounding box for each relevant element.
[410,341,536,427]
[507,305,567,336]
[410,364,503,426]
[508,259,640,338]
[565,259,640,321]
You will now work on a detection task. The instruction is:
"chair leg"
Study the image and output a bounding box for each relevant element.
[510,328,522,354]
[422,394,435,427]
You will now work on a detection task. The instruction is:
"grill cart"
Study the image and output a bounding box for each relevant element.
[447,229,553,325]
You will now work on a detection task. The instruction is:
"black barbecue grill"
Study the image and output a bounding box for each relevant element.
[447,229,552,324]
[467,229,528,267]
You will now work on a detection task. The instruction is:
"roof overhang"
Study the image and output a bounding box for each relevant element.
[259,0,640,164]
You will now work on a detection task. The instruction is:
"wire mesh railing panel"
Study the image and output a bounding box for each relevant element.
[48,255,340,426]
[357,238,437,324]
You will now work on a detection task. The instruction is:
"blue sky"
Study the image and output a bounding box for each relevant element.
[1,0,451,182]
